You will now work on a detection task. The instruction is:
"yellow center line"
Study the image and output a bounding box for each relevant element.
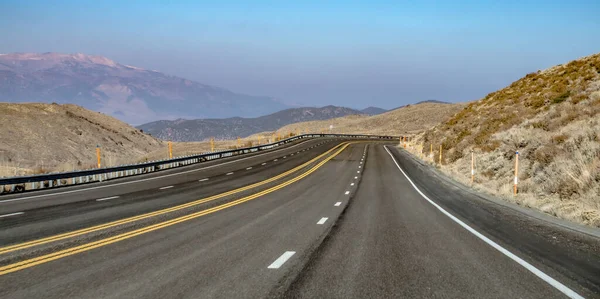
[0,143,352,276]
[0,142,349,255]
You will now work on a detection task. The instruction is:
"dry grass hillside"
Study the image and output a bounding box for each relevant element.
[250,102,465,139]
[414,53,600,226]
[0,103,164,176]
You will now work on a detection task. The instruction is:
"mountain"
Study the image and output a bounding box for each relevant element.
[0,103,163,177]
[360,106,387,115]
[265,102,465,138]
[138,105,363,141]
[415,100,450,105]
[0,52,291,124]
[417,53,600,226]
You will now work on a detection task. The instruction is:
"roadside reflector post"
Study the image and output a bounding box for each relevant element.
[237,137,241,148]
[514,151,519,195]
[439,144,443,164]
[210,137,215,152]
[96,145,101,168]
[168,141,173,159]
[430,144,433,161]
[471,150,475,184]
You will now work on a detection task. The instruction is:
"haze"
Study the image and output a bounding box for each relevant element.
[1,0,599,109]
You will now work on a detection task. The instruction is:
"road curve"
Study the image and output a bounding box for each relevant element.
[0,142,598,299]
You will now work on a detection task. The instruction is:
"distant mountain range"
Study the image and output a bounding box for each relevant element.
[138,105,362,141]
[0,52,292,124]
[360,106,387,115]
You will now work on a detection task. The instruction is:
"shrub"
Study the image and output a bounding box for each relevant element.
[533,145,557,166]
[552,90,571,104]
[552,134,569,144]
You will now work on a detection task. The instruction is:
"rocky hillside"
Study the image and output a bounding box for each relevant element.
[255,102,465,138]
[0,53,291,124]
[138,106,363,141]
[416,53,600,226]
[0,103,163,176]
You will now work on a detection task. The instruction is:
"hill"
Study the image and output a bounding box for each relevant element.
[137,106,363,141]
[360,106,387,115]
[0,53,291,124]
[252,102,465,138]
[0,103,163,177]
[415,53,600,226]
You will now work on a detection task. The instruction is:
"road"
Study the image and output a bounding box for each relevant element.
[0,140,598,298]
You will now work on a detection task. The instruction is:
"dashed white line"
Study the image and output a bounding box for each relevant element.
[246,167,253,170]
[268,251,296,269]
[283,156,287,159]
[274,159,278,162]
[334,202,342,206]
[159,186,174,190]
[96,196,119,202]
[261,163,267,166]
[317,217,328,225]
[359,166,362,168]
[354,176,358,179]
[0,212,24,218]
[382,145,584,299]
[199,178,209,182]
[345,191,350,195]
[351,183,355,186]
[226,172,234,175]
[357,171,360,173]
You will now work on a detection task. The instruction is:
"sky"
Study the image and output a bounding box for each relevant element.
[1,0,599,109]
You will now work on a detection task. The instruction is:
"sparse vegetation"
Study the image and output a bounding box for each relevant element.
[413,53,600,227]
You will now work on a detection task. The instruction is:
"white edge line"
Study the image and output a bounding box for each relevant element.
[0,140,315,203]
[317,217,329,224]
[226,172,234,175]
[199,178,209,182]
[246,167,253,170]
[382,145,583,299]
[159,186,174,190]
[268,251,296,269]
[96,196,119,202]
[334,202,342,206]
[0,212,24,218]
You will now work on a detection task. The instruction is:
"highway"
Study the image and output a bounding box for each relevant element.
[0,139,598,298]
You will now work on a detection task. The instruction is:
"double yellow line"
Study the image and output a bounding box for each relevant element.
[0,142,351,275]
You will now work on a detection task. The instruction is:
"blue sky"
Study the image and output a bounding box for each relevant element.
[1,0,599,109]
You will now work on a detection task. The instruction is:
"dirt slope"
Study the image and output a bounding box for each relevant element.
[415,53,600,226]
[0,103,163,176]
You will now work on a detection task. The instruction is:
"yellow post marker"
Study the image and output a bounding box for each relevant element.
[430,144,433,160]
[471,150,475,184]
[439,144,442,164]
[237,137,241,148]
[96,145,101,168]
[168,141,173,159]
[210,137,215,152]
[514,151,519,195]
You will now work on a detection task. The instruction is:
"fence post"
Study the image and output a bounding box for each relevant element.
[514,151,519,195]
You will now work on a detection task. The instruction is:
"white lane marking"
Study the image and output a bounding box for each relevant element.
[345,191,350,195]
[354,176,358,179]
[334,202,342,206]
[268,251,296,269]
[159,186,174,190]
[226,172,234,175]
[261,163,267,166]
[382,145,583,299]
[199,178,209,182]
[360,162,363,164]
[274,159,278,162]
[283,156,287,159]
[246,167,253,170]
[96,196,119,202]
[0,141,315,203]
[0,212,24,218]
[359,166,361,168]
[357,171,360,173]
[291,154,294,156]
[317,217,329,225]
[351,183,355,186]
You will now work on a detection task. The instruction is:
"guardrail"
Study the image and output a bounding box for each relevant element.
[0,134,397,195]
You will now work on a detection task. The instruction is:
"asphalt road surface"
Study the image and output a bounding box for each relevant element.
[0,140,598,299]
